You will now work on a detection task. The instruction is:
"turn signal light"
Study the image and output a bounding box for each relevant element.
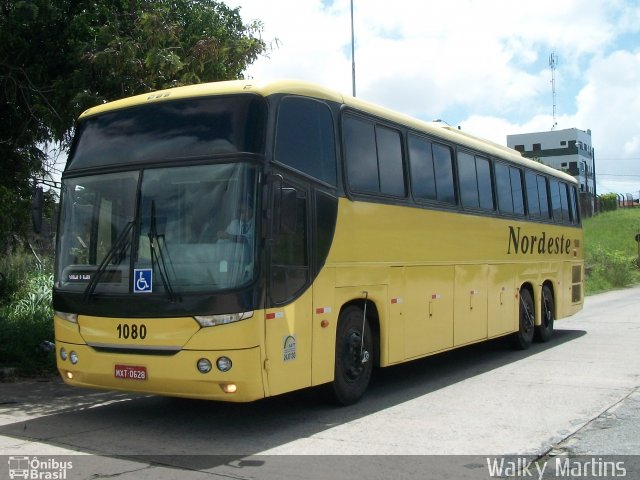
[220,383,237,394]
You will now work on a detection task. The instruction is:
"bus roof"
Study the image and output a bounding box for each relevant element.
[79,79,576,184]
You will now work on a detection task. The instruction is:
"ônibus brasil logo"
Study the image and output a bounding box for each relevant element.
[7,456,73,480]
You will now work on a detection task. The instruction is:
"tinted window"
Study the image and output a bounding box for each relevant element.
[69,95,266,170]
[550,180,573,223]
[570,186,580,224]
[561,183,571,223]
[344,115,406,197]
[511,168,525,215]
[270,185,309,303]
[408,135,437,201]
[550,179,562,222]
[275,97,337,185]
[496,163,524,215]
[496,163,514,213]
[526,171,551,219]
[344,116,378,193]
[376,126,405,196]
[537,176,550,218]
[458,152,494,211]
[476,156,494,210]
[525,171,541,216]
[432,143,456,204]
[458,152,478,208]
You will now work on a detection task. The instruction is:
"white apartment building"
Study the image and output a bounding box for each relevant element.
[507,128,595,214]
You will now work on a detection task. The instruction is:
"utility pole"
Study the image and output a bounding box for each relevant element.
[549,52,558,130]
[351,0,356,97]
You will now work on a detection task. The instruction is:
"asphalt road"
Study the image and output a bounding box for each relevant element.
[1,286,639,479]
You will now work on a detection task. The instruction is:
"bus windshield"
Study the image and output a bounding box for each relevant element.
[56,163,259,297]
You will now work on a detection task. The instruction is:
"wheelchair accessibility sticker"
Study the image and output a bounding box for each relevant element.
[134,269,153,293]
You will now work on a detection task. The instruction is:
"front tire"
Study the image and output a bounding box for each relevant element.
[331,306,373,405]
[512,288,535,350]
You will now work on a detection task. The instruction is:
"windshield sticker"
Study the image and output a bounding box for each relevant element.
[133,269,153,293]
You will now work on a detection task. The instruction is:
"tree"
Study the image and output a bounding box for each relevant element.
[0,0,267,250]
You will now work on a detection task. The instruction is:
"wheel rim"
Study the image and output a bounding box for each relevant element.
[521,294,534,333]
[542,293,553,328]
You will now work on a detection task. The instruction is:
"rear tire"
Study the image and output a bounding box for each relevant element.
[535,285,555,342]
[331,306,373,406]
[511,288,535,350]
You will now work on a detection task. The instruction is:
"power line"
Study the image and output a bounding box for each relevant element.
[597,173,640,178]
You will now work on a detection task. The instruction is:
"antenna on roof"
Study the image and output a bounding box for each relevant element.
[549,51,558,130]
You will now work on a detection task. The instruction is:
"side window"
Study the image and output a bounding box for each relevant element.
[496,163,514,214]
[525,171,541,217]
[270,184,309,304]
[476,156,494,211]
[496,163,524,216]
[376,126,406,196]
[551,180,573,224]
[570,185,580,224]
[550,179,563,222]
[408,134,456,205]
[408,135,437,201]
[344,114,406,197]
[432,143,456,204]
[526,171,551,219]
[458,152,494,211]
[537,175,550,219]
[344,116,378,193]
[561,182,572,223]
[275,97,337,185]
[458,152,478,208]
[511,167,525,215]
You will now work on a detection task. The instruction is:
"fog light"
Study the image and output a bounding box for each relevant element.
[69,351,78,365]
[197,358,212,374]
[60,348,68,361]
[221,383,237,394]
[216,356,232,372]
[65,371,74,380]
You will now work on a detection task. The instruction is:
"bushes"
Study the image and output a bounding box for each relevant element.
[583,208,640,294]
[598,193,619,213]
[0,252,55,375]
[585,245,640,294]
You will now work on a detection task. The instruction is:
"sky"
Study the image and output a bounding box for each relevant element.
[225,0,640,195]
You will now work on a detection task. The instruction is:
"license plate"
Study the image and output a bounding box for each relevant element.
[114,364,147,380]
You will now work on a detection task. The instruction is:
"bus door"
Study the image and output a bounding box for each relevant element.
[264,181,313,396]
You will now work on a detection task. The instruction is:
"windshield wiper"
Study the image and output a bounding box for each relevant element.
[148,200,180,302]
[84,220,134,301]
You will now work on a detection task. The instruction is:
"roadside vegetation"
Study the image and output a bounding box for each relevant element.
[583,207,640,294]
[0,252,55,377]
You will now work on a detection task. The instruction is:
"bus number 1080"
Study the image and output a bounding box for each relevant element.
[116,323,147,340]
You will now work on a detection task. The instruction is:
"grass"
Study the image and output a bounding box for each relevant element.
[583,208,640,294]
[0,252,56,377]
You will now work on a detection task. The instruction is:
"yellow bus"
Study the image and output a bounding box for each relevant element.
[53,80,583,405]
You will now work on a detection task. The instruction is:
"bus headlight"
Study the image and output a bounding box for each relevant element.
[56,311,78,323]
[197,358,212,374]
[194,311,253,327]
[60,348,68,361]
[216,356,232,372]
[69,351,79,365]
